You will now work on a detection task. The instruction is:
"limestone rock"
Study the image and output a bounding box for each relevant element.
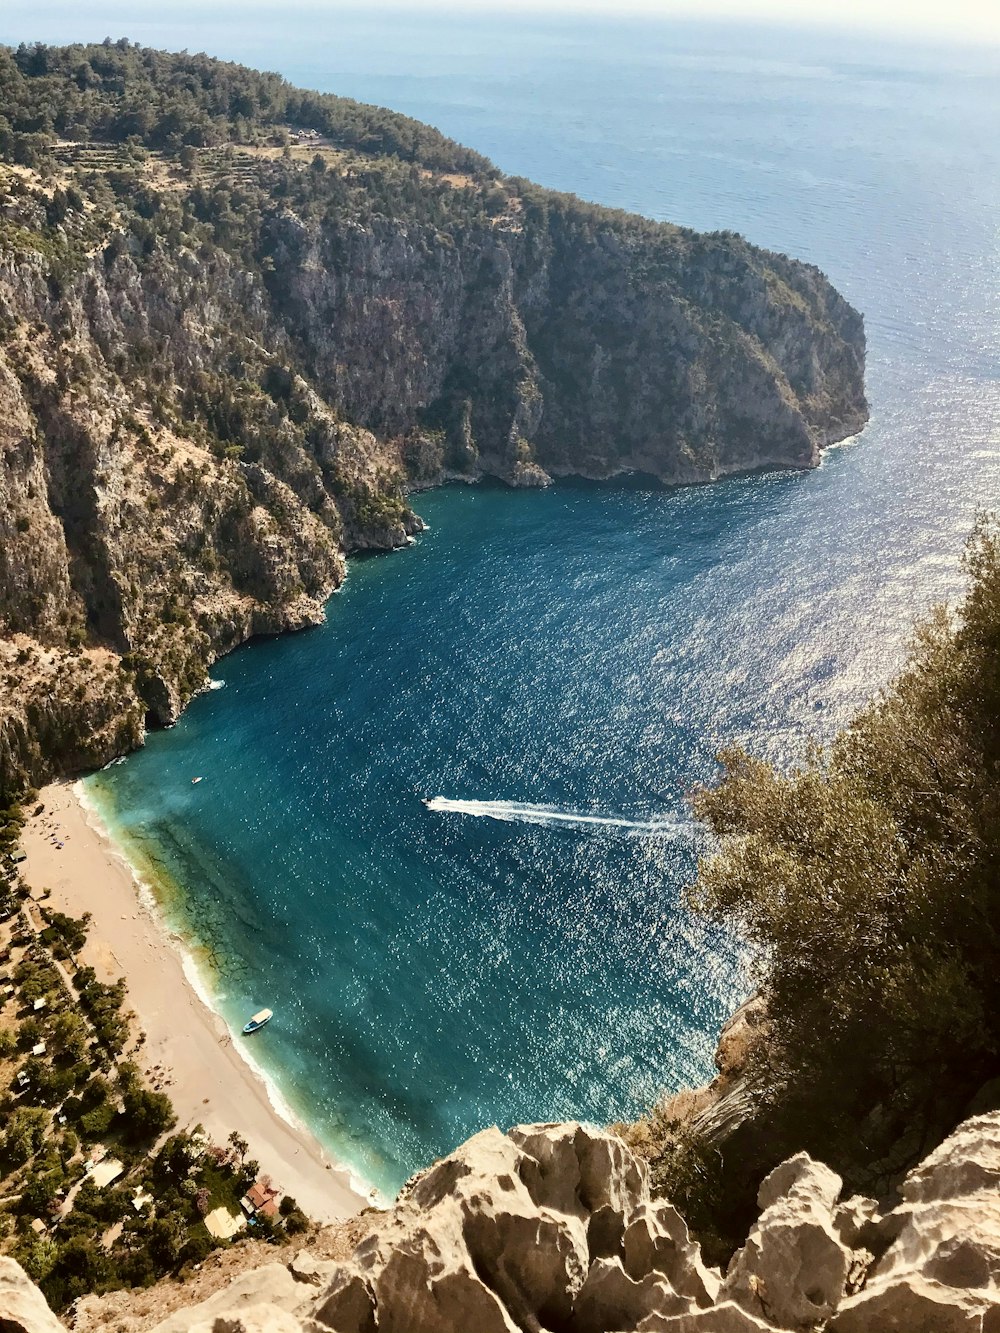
[829,1275,995,1332]
[570,1257,688,1332]
[829,1113,1000,1332]
[289,1251,341,1288]
[190,1307,305,1333]
[147,1262,308,1332]
[831,1193,881,1250]
[723,1153,850,1330]
[311,1270,376,1333]
[0,1257,64,1333]
[308,1122,663,1333]
[511,1121,648,1223]
[316,1125,591,1333]
[623,1202,721,1308]
[639,1300,783,1332]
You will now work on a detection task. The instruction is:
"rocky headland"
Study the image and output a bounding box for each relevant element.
[0,42,867,797]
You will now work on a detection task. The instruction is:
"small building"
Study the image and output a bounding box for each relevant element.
[131,1188,152,1214]
[90,1159,124,1190]
[204,1205,246,1240]
[32,998,45,1012]
[240,1178,280,1217]
[29,1218,46,1236]
[31,1042,45,1057]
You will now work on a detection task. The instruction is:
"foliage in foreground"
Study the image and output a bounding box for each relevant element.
[634,515,1000,1244]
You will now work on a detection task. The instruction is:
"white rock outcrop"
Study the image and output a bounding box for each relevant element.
[11,1111,1000,1332]
[830,1112,1000,1332]
[722,1154,851,1329]
[0,1257,64,1333]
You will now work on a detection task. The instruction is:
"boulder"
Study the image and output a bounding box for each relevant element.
[831,1193,881,1250]
[510,1122,648,1222]
[0,1257,64,1333]
[723,1154,850,1330]
[147,1263,308,1332]
[311,1122,666,1333]
[192,1307,305,1333]
[829,1113,1000,1332]
[369,1247,520,1333]
[289,1251,342,1288]
[902,1113,1000,1206]
[311,1270,377,1333]
[569,1257,688,1332]
[638,1298,779,1331]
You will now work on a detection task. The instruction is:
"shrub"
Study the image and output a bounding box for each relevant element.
[121,1087,176,1144]
[674,515,1000,1235]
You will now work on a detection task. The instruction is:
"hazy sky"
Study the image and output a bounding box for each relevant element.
[197,0,1000,43]
[401,0,1000,43]
[539,0,1000,42]
[195,0,1000,44]
[4,0,1000,47]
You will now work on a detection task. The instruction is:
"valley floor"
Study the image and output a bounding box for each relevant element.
[19,783,369,1226]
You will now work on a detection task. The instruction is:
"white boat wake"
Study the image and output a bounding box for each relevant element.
[424,797,690,838]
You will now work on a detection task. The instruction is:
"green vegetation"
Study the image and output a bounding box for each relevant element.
[0,40,493,176]
[0,808,308,1311]
[626,516,1000,1251]
[0,38,863,802]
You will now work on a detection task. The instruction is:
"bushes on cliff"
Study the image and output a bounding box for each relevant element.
[0,41,494,177]
[664,515,1000,1239]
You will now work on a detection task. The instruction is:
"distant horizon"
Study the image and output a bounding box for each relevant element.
[2,0,1000,53]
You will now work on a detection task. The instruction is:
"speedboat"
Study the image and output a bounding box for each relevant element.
[242,1009,273,1035]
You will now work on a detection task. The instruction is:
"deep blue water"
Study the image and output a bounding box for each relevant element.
[6,6,1000,1193]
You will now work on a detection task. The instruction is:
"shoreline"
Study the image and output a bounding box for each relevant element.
[19,779,372,1226]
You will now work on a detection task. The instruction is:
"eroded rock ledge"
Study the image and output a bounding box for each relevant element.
[20,1111,999,1333]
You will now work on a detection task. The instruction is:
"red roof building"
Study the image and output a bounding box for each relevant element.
[240,1179,280,1217]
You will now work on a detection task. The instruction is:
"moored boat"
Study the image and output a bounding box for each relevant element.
[242,1008,272,1035]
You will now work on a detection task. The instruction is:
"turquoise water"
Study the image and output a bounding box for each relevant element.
[7,8,999,1192]
[88,482,752,1192]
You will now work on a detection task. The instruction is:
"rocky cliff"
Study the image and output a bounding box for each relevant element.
[0,42,867,794]
[3,1112,986,1332]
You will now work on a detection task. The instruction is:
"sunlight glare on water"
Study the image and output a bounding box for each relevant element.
[60,12,1000,1192]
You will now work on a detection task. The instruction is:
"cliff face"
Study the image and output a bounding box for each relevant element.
[267,206,867,488]
[49,1111,1000,1333]
[0,49,867,794]
[0,194,420,790]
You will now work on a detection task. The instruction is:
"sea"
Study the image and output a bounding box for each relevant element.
[5,5,999,1197]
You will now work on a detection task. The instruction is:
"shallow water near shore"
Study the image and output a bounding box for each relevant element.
[65,16,1000,1194]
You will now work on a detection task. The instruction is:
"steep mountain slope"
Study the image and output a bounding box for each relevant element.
[0,43,867,794]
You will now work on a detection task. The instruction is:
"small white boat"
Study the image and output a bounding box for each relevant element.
[242,1009,273,1035]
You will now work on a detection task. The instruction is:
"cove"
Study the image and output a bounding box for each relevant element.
[81,15,1000,1196]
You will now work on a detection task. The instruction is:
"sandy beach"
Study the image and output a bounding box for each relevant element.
[20,780,369,1225]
